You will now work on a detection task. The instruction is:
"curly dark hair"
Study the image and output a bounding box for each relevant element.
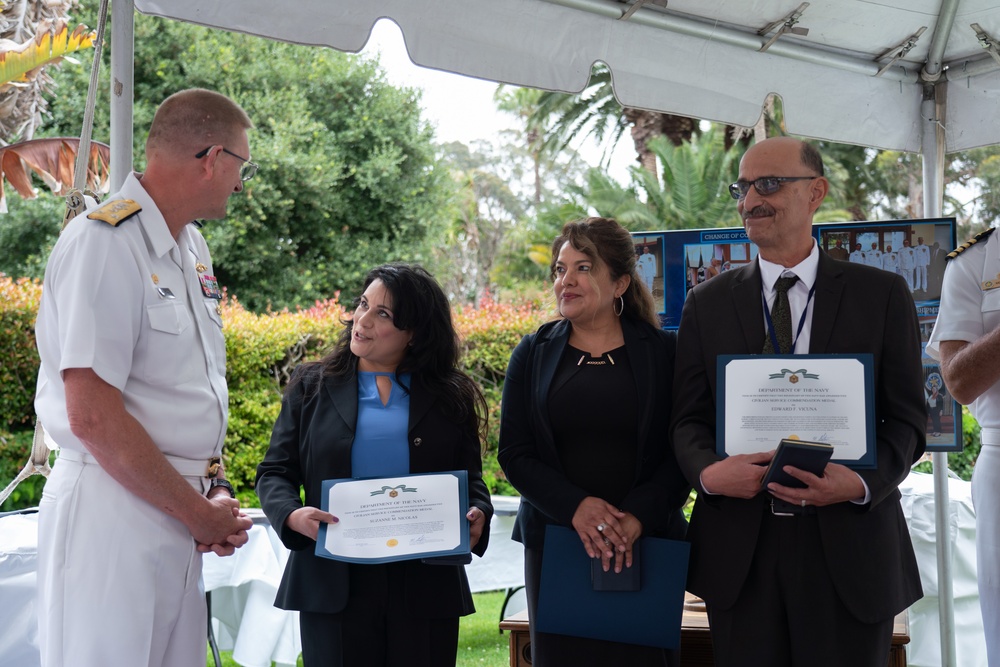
[550,217,659,328]
[307,263,488,442]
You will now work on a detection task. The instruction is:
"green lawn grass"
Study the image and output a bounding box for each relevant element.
[208,590,510,667]
[457,590,510,667]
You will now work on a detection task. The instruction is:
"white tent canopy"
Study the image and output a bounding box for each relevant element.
[120,2,1000,665]
[133,0,1000,154]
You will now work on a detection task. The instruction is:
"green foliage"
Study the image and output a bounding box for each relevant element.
[218,297,348,501]
[0,430,49,511]
[22,1,451,312]
[913,405,982,481]
[0,194,62,279]
[0,276,42,430]
[0,287,546,509]
[455,297,548,494]
[573,128,743,231]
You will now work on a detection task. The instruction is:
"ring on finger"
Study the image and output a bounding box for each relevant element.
[801,499,806,508]
[597,523,606,532]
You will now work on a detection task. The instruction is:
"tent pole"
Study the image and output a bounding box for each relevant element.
[921,84,958,667]
[110,0,135,191]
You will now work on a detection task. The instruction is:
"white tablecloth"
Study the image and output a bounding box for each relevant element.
[0,497,525,667]
[0,511,40,667]
[201,497,524,667]
[899,471,988,667]
[7,483,991,667]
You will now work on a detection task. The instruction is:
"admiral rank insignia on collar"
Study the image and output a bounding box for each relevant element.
[947,227,995,261]
[86,199,142,227]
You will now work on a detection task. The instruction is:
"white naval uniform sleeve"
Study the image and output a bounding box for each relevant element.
[45,220,143,391]
[927,237,1000,361]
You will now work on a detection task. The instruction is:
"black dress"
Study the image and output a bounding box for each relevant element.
[524,344,673,667]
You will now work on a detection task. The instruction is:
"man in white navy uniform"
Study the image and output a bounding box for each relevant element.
[915,237,931,293]
[882,244,899,275]
[34,89,255,667]
[928,226,1000,667]
[899,239,917,291]
[865,242,883,268]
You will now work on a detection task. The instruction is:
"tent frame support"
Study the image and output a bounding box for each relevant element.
[546,0,995,83]
[922,80,958,667]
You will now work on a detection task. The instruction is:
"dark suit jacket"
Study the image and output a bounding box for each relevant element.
[255,365,493,617]
[671,252,925,623]
[498,317,689,549]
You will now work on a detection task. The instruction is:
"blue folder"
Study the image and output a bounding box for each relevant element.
[536,524,690,649]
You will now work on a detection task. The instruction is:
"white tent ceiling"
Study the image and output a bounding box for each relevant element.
[134,0,1000,154]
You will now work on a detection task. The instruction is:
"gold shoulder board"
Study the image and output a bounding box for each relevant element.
[947,227,995,261]
[86,199,142,227]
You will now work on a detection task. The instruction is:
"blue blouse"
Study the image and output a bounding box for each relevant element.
[351,371,411,478]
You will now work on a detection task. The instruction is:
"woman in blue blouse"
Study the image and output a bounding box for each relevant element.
[256,263,493,667]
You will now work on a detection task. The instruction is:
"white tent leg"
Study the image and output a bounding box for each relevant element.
[110,0,135,190]
[922,86,958,667]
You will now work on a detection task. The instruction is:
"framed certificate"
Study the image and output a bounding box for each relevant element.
[315,471,471,564]
[715,354,877,468]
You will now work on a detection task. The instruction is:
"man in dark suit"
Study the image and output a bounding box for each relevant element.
[671,137,925,667]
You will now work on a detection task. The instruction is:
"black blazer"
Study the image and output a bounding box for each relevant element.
[256,365,493,617]
[671,253,925,623]
[498,317,689,549]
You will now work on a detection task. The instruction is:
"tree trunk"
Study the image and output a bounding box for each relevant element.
[622,108,695,180]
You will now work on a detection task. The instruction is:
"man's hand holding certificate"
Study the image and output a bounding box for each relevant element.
[315,471,472,564]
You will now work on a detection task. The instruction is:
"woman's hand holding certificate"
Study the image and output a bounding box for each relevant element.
[315,471,472,564]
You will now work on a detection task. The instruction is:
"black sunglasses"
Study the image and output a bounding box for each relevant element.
[194,146,258,182]
[728,176,817,200]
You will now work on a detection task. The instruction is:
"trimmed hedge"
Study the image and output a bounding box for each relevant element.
[0,276,42,430]
[0,277,547,510]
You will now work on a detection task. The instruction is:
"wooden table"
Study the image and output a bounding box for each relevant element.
[499,604,910,667]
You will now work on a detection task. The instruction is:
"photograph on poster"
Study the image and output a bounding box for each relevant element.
[640,217,960,452]
[816,220,950,305]
[633,234,665,314]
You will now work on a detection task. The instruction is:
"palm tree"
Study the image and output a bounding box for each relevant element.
[531,64,696,178]
[436,141,527,303]
[577,128,743,230]
[494,86,547,207]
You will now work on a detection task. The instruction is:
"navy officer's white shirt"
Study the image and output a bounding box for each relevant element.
[34,171,228,460]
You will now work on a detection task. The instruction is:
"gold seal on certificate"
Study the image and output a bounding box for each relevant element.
[315,471,471,563]
[717,354,877,468]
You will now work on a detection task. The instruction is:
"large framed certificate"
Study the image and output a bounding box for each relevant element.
[716,354,877,468]
[315,471,471,564]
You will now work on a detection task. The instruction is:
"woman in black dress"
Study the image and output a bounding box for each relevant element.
[499,217,689,666]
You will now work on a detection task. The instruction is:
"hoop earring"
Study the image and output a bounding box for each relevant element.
[614,295,624,317]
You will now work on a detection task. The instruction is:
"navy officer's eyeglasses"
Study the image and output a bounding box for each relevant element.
[728,176,817,200]
[194,146,258,182]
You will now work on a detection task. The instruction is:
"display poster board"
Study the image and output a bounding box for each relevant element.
[633,218,959,452]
